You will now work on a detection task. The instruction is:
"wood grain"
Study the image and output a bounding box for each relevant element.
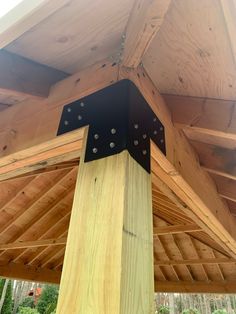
[122,0,171,68]
[6,0,134,73]
[0,0,71,48]
[56,135,154,313]
[144,0,236,99]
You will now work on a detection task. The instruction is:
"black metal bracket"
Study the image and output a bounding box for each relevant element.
[57,79,166,173]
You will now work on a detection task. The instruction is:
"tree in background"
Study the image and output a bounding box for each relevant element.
[18,308,39,314]
[212,310,228,314]
[0,279,12,314]
[36,285,58,314]
[18,297,35,309]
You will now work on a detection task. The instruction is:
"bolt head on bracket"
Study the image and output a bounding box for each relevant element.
[57,79,166,173]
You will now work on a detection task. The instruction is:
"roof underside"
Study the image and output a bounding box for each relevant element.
[1,0,236,293]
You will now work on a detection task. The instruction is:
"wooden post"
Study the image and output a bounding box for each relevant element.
[56,131,154,313]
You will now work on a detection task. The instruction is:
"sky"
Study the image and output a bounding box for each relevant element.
[0,0,23,19]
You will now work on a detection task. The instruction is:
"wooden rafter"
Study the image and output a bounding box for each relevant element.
[0,238,67,250]
[153,224,202,236]
[0,60,236,259]
[190,141,236,181]
[155,280,236,293]
[155,258,236,266]
[121,65,236,257]
[164,94,236,149]
[122,0,171,68]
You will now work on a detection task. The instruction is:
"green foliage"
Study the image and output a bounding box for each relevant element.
[45,302,57,314]
[0,280,13,314]
[212,310,228,314]
[36,285,58,314]
[18,297,34,309]
[157,305,170,314]
[18,307,39,314]
[182,309,200,314]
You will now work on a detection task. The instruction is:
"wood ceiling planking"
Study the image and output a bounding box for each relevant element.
[0,158,234,285]
[6,0,134,74]
[143,0,236,99]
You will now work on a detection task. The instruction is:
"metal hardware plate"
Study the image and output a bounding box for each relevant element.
[57,79,166,173]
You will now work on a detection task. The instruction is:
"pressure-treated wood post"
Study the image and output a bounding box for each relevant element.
[56,142,154,313]
[56,80,165,313]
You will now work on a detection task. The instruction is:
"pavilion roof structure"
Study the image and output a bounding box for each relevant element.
[1,0,236,294]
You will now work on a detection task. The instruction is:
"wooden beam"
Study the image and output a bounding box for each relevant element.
[56,132,154,313]
[153,224,202,236]
[0,129,83,182]
[164,94,236,149]
[120,65,236,258]
[209,172,236,203]
[152,171,231,257]
[0,50,68,100]
[1,60,236,257]
[122,0,171,68]
[0,59,118,159]
[0,0,70,48]
[155,258,236,266]
[155,280,236,293]
[0,262,60,284]
[190,141,236,181]
[0,238,67,250]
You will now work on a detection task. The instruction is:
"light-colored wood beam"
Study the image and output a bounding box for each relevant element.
[1,60,236,258]
[164,94,236,149]
[0,238,67,250]
[0,262,60,284]
[209,172,236,204]
[56,132,154,313]
[153,224,202,236]
[190,141,236,181]
[0,0,71,48]
[122,0,171,68]
[152,172,231,257]
[0,50,68,102]
[155,258,236,266]
[155,280,236,293]
[0,128,83,182]
[0,59,118,160]
[120,65,236,258]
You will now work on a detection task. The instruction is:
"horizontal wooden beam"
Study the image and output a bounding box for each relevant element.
[0,129,83,182]
[122,0,171,68]
[164,94,236,149]
[153,224,201,236]
[0,238,67,250]
[0,58,118,159]
[0,50,68,102]
[120,65,236,258]
[0,262,60,284]
[191,141,236,181]
[155,280,236,293]
[1,60,236,259]
[0,0,70,48]
[209,172,236,203]
[155,258,236,266]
